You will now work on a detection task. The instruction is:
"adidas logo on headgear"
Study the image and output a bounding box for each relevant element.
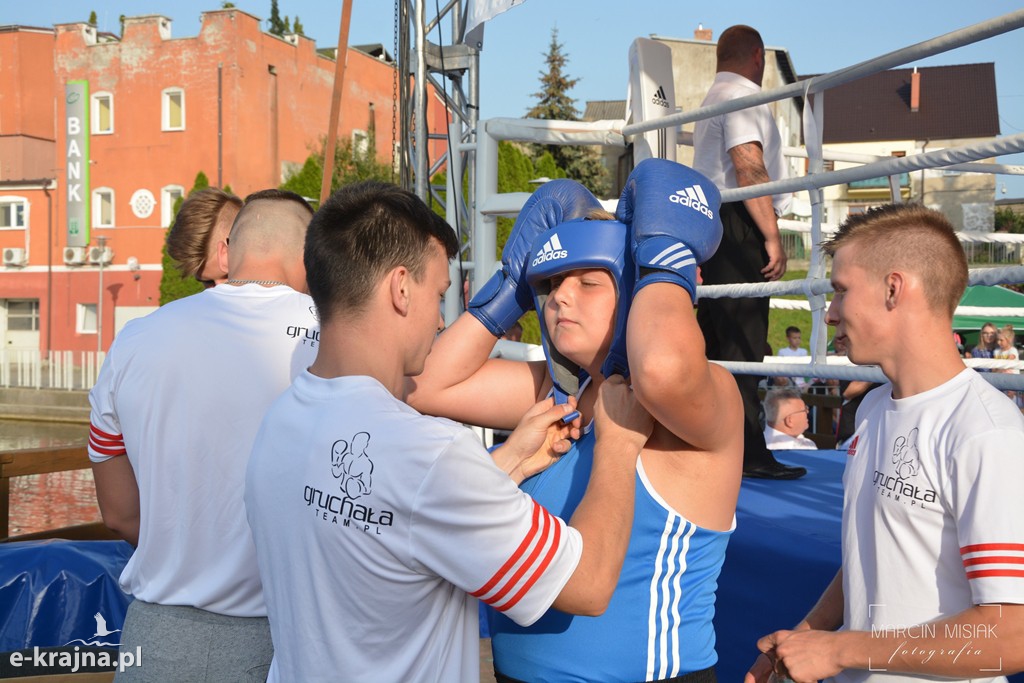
[651,85,669,108]
[669,184,714,219]
[531,234,568,267]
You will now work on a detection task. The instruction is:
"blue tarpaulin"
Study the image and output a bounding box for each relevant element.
[0,539,133,652]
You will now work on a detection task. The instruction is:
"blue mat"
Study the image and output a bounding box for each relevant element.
[716,450,1023,681]
[715,450,844,678]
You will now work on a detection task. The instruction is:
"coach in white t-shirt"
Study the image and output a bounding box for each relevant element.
[748,205,1024,681]
[244,181,654,683]
[89,190,317,681]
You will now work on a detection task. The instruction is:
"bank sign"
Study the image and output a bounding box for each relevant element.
[65,80,90,247]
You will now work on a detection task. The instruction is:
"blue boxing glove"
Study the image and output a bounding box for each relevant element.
[469,179,603,337]
[616,158,723,302]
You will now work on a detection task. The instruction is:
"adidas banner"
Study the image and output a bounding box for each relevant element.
[627,38,677,164]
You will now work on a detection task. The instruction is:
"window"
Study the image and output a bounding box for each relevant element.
[7,300,39,331]
[76,303,98,334]
[161,185,185,227]
[352,129,369,157]
[162,88,185,131]
[0,197,27,230]
[93,188,115,228]
[91,92,114,134]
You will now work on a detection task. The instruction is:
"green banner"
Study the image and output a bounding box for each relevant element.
[65,80,90,246]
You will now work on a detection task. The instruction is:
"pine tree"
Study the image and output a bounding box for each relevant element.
[283,16,291,34]
[88,11,98,27]
[527,28,608,197]
[527,28,580,122]
[268,0,287,36]
[293,16,305,36]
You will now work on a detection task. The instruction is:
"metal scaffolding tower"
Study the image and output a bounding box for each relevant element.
[396,0,481,319]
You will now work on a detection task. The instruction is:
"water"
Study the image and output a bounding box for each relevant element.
[1,420,99,537]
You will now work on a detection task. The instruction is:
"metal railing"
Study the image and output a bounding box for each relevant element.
[0,350,104,390]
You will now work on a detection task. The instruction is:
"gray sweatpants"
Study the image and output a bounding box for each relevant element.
[114,600,273,682]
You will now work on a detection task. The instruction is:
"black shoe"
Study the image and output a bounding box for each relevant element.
[743,462,807,480]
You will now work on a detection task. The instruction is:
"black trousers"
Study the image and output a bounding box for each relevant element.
[696,201,777,470]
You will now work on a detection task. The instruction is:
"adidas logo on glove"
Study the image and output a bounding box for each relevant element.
[669,184,715,220]
[531,234,568,266]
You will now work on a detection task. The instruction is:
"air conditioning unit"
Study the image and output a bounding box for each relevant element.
[88,246,114,265]
[2,247,26,266]
[63,246,88,265]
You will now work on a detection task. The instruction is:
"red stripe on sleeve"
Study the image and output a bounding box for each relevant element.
[481,508,553,607]
[89,442,126,457]
[493,510,563,613]
[471,502,542,599]
[966,569,1024,580]
[89,434,124,448]
[961,543,1024,555]
[89,424,122,441]
[963,555,1024,568]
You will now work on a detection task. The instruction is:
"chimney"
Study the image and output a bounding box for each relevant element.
[694,23,713,41]
[910,68,921,113]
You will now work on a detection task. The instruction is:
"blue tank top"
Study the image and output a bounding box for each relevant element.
[489,428,733,682]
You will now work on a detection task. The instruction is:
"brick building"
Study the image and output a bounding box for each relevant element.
[0,8,447,355]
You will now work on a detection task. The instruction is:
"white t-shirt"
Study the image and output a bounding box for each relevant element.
[835,369,1024,683]
[763,425,817,450]
[88,284,319,616]
[692,71,791,215]
[245,373,583,683]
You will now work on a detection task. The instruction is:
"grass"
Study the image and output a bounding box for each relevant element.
[768,268,823,354]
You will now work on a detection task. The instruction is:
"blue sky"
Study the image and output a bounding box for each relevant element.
[8,1,1024,197]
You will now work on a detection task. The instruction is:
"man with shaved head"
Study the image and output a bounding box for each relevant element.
[89,189,316,681]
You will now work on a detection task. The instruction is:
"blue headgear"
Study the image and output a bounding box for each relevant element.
[525,218,635,405]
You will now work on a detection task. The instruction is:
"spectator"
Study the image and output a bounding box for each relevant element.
[693,24,804,480]
[1002,323,1017,348]
[165,188,243,287]
[995,328,1020,372]
[777,325,810,386]
[966,321,998,369]
[763,387,817,450]
[89,189,317,681]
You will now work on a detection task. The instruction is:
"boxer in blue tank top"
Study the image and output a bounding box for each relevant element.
[407,160,744,682]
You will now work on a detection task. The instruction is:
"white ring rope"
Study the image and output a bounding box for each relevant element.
[721,135,1024,203]
[469,13,1024,397]
[698,266,1024,300]
[715,359,1024,392]
[768,298,1024,318]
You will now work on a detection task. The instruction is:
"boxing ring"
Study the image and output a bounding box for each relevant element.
[444,8,1024,393]
[432,7,1024,678]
